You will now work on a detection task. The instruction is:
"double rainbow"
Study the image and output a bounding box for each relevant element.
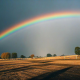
[0,11,80,40]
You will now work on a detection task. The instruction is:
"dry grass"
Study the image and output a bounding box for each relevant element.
[0,55,80,80]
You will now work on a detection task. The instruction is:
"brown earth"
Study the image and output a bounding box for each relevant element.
[0,58,80,80]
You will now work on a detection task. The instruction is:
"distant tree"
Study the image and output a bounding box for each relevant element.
[1,53,5,59]
[5,52,11,59]
[47,53,52,57]
[36,56,38,58]
[75,47,80,55]
[28,56,31,58]
[31,54,34,59]
[1,52,11,59]
[53,54,57,57]
[12,53,17,58]
[1,53,4,59]
[20,55,25,58]
[37,56,41,58]
[36,56,41,58]
[61,54,65,56]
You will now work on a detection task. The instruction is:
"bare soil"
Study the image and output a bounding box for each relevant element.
[0,59,80,80]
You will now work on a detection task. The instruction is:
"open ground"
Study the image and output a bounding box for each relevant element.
[0,55,80,80]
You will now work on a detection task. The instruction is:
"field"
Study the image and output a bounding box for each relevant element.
[0,55,80,80]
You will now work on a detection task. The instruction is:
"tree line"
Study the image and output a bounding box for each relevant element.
[0,52,34,59]
[0,52,18,59]
[0,47,79,59]
[0,52,27,59]
[0,52,58,59]
[0,52,65,59]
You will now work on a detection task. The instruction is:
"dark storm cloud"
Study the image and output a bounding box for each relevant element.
[0,0,80,31]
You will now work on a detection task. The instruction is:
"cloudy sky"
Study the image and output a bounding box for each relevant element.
[0,0,80,57]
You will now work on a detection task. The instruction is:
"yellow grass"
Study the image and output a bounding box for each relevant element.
[0,55,80,80]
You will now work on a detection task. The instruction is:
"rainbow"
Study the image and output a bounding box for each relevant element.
[0,11,80,40]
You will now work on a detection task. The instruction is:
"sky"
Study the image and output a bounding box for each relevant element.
[0,0,80,57]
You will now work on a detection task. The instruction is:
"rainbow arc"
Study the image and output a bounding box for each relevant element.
[0,11,80,40]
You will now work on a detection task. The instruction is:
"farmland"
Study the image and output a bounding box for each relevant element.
[0,55,80,80]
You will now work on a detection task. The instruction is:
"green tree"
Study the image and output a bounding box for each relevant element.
[12,53,17,58]
[53,54,57,57]
[75,47,80,55]
[47,53,52,57]
[20,55,25,58]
